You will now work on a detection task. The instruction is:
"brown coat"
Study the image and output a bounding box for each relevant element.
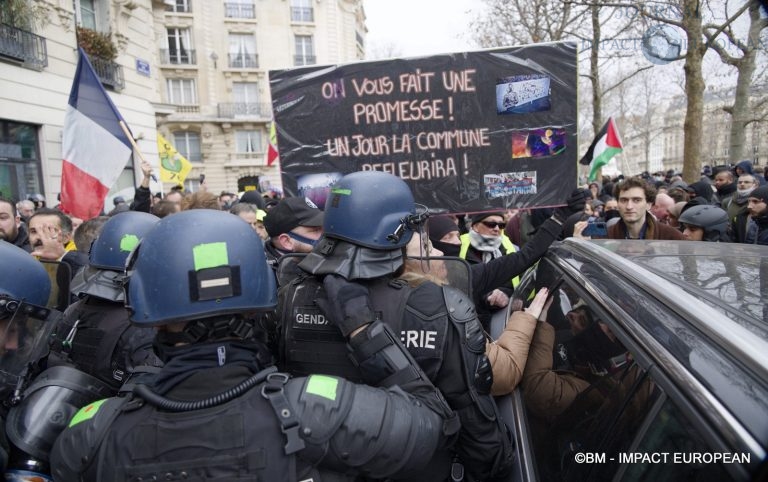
[521,322,655,424]
[486,310,538,396]
[607,215,685,240]
[520,322,590,421]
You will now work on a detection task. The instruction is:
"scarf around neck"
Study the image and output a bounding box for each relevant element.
[469,229,503,263]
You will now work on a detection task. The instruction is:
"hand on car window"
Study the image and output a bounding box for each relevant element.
[524,288,549,319]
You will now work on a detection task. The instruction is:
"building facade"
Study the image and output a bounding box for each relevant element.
[152,0,366,196]
[609,85,767,180]
[0,0,366,210]
[0,0,161,209]
[660,86,768,175]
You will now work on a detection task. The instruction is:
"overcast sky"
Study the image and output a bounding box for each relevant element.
[363,0,483,59]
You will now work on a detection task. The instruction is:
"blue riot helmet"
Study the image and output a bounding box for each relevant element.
[0,241,51,315]
[71,211,160,301]
[323,171,419,249]
[299,172,428,280]
[89,211,160,270]
[0,242,57,410]
[125,209,277,326]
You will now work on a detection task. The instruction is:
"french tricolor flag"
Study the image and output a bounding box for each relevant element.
[59,48,133,220]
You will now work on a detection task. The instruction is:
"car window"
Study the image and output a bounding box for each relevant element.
[619,398,731,481]
[525,361,661,482]
[517,266,662,481]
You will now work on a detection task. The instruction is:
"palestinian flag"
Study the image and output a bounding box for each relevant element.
[579,117,623,182]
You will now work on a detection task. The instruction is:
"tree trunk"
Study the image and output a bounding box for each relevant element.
[590,4,602,136]
[728,1,762,163]
[682,0,705,184]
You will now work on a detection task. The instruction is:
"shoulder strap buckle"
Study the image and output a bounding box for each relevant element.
[262,372,306,455]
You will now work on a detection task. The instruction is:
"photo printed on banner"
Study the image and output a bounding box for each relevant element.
[511,128,567,159]
[496,74,551,115]
[485,171,537,199]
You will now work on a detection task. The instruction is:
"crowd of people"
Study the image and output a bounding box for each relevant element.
[0,161,764,481]
[492,161,768,246]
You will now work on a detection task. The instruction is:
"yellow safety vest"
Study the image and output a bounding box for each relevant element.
[459,232,521,288]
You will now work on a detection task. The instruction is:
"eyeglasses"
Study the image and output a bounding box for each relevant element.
[481,221,506,229]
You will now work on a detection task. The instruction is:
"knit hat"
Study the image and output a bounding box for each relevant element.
[469,211,505,225]
[427,216,459,243]
[749,185,768,203]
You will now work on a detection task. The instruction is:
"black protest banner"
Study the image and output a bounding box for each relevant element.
[269,42,577,213]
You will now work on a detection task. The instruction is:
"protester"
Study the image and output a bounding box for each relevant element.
[746,185,768,245]
[129,160,154,213]
[262,196,324,271]
[28,209,88,275]
[728,174,759,243]
[230,202,268,240]
[0,196,31,252]
[713,169,736,208]
[678,205,732,242]
[72,216,108,252]
[16,200,35,223]
[607,178,684,240]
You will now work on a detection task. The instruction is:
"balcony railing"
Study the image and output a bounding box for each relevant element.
[89,56,124,90]
[218,102,271,118]
[160,49,197,65]
[0,23,47,70]
[293,54,316,66]
[174,104,200,113]
[228,53,258,69]
[225,2,255,19]
[290,7,314,22]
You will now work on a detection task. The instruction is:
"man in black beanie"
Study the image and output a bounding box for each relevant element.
[427,215,461,257]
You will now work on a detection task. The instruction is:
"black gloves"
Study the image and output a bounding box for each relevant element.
[316,275,374,338]
[552,188,590,223]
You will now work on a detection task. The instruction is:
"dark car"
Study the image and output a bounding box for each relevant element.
[492,239,768,482]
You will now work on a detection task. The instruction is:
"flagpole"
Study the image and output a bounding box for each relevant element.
[119,121,146,163]
[118,121,163,195]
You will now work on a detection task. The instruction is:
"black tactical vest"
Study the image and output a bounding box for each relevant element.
[51,298,156,391]
[93,385,295,481]
[278,274,514,480]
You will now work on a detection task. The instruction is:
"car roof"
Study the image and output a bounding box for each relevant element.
[548,238,768,459]
[594,239,766,330]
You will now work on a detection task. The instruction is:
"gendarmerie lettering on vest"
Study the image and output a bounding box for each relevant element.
[295,312,328,325]
[400,330,438,349]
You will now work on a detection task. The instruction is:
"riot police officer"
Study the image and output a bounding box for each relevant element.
[50,209,454,481]
[48,211,163,391]
[0,241,61,475]
[280,171,515,481]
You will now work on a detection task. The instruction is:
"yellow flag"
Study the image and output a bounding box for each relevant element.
[157,133,192,184]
